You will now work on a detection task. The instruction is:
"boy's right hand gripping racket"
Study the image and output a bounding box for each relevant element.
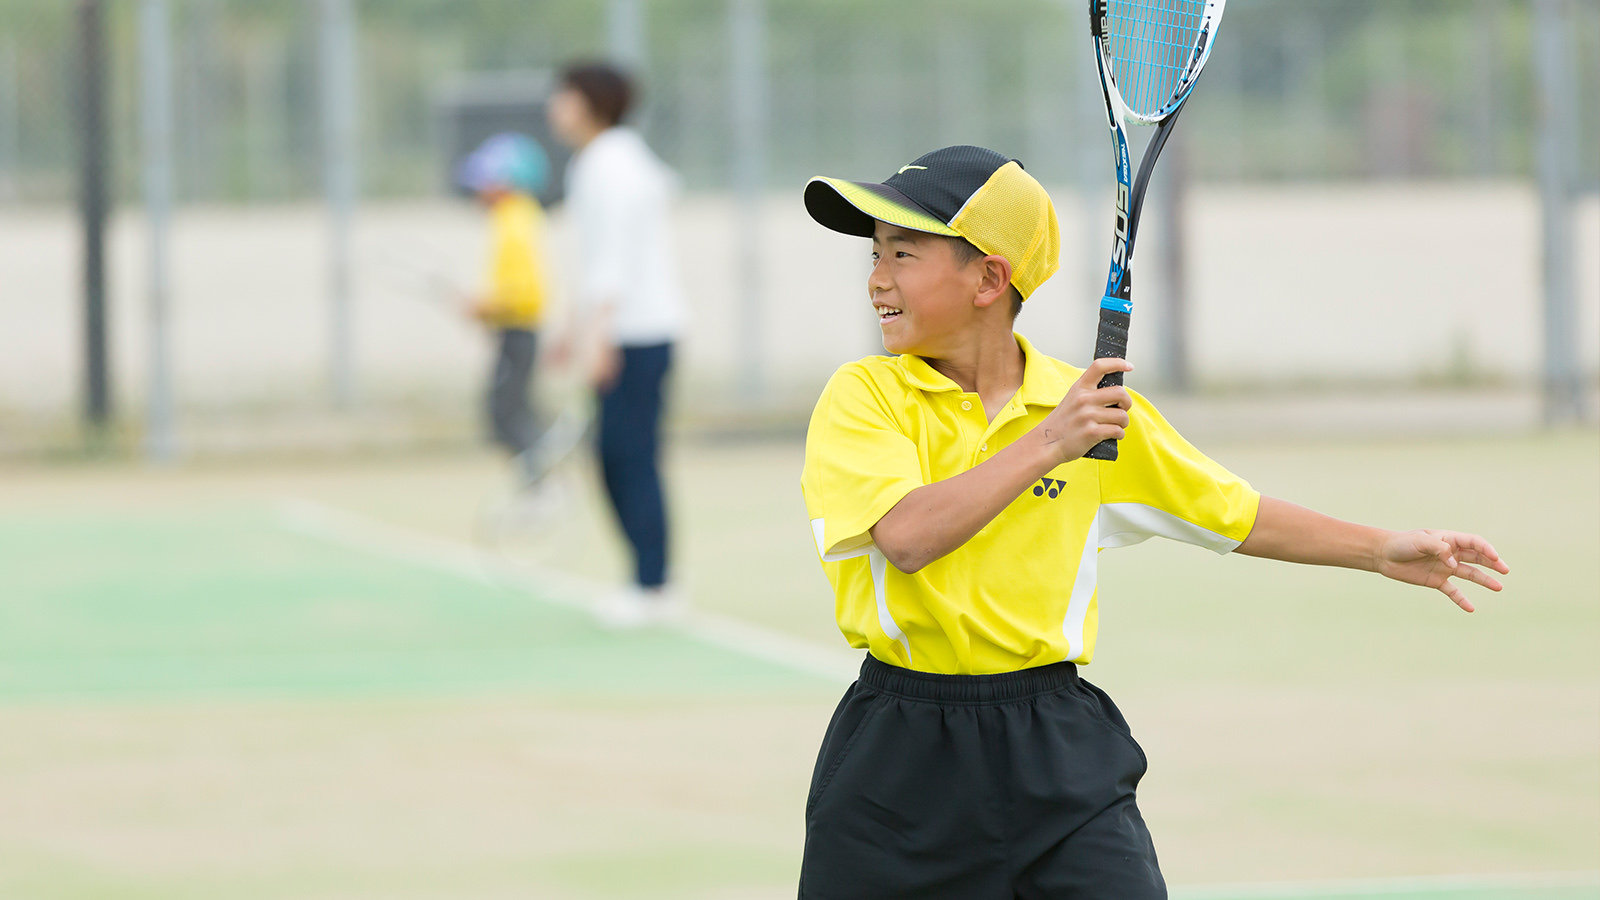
[1085,0,1225,460]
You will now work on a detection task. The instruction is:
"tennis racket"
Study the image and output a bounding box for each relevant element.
[475,365,595,571]
[364,245,469,311]
[1085,0,1225,460]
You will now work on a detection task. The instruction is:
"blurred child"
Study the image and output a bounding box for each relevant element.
[455,132,553,470]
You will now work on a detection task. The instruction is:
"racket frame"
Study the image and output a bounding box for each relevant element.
[515,398,593,488]
[1085,0,1224,461]
[364,245,469,310]
[477,392,595,572]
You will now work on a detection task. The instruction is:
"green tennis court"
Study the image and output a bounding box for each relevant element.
[0,507,823,701]
[0,492,841,899]
[1,431,1595,898]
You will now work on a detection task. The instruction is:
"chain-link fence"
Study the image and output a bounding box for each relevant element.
[0,0,1595,453]
[2,0,1596,201]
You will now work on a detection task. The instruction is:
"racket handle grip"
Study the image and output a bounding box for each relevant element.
[1085,306,1130,462]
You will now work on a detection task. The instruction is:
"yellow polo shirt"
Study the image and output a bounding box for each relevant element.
[480,193,548,329]
[801,333,1260,675]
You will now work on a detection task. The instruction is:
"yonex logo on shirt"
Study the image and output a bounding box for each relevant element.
[1033,477,1066,499]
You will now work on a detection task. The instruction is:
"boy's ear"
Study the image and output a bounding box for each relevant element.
[972,255,1015,311]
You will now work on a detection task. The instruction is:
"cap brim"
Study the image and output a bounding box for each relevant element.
[805,177,961,238]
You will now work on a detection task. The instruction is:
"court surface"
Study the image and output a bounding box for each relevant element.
[1,428,1595,898]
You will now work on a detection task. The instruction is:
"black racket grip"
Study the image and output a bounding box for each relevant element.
[1084,307,1130,461]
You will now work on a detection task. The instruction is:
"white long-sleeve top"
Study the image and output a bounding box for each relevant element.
[564,126,686,346]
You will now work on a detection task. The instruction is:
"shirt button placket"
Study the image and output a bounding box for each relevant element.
[959,398,979,464]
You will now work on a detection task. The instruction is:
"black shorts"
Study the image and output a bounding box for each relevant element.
[799,655,1165,899]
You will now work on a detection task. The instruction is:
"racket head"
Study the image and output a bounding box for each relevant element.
[364,245,466,309]
[1092,0,1225,124]
[476,467,583,573]
[476,366,594,571]
[477,412,593,572]
[516,400,592,487]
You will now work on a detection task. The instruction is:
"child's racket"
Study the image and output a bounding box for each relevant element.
[1085,0,1225,460]
[364,246,468,311]
[475,364,595,572]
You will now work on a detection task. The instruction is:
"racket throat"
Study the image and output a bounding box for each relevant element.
[1127,105,1184,243]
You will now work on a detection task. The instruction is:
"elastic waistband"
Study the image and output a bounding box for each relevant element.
[858,654,1079,704]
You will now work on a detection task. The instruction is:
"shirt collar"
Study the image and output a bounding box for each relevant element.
[1015,333,1074,407]
[896,353,962,393]
[581,126,635,157]
[895,333,1073,406]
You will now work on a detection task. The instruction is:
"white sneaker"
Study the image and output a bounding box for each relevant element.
[593,585,687,630]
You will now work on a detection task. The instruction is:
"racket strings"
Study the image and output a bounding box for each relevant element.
[1106,0,1207,118]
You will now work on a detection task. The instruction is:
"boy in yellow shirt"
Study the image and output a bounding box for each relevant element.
[798,145,1509,897]
[456,133,551,468]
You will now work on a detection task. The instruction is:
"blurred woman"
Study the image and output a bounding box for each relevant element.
[548,61,686,627]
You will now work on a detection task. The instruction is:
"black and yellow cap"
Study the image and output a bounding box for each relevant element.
[804,145,1061,300]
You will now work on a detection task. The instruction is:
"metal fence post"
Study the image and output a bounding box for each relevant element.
[729,0,767,400]
[320,0,357,408]
[142,0,177,461]
[78,0,111,434]
[1155,140,1190,393]
[1533,0,1583,424]
[0,39,18,204]
[607,0,646,69]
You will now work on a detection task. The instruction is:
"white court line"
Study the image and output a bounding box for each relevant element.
[274,501,1594,895]
[272,498,862,684]
[1173,871,1600,899]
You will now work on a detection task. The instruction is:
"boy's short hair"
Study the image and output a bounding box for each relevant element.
[559,61,635,128]
[949,237,1024,320]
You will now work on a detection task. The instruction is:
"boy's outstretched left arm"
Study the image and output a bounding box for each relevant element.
[1235,496,1510,612]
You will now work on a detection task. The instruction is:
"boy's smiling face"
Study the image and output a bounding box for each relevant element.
[869,222,982,357]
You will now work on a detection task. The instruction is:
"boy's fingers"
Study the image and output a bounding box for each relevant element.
[1456,546,1510,574]
[1098,407,1131,429]
[1088,386,1132,411]
[1426,536,1456,568]
[1442,582,1475,613]
[1460,535,1510,573]
[1075,357,1133,391]
[1406,533,1451,567]
[1453,563,1504,593]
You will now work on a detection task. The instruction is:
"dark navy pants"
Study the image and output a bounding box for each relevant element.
[597,342,672,588]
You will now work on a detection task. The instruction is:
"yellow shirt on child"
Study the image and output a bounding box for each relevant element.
[802,333,1260,675]
[480,193,547,329]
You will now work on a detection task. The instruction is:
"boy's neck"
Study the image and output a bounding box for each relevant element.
[923,331,1025,418]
